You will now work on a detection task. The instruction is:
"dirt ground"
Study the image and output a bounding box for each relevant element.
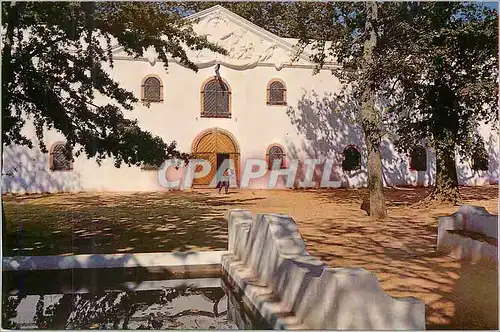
[3,185,498,329]
[208,186,498,330]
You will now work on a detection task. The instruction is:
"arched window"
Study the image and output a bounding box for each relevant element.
[409,146,427,171]
[472,144,489,172]
[50,142,72,171]
[267,145,286,170]
[201,77,231,118]
[342,145,361,172]
[141,163,160,171]
[267,79,287,105]
[141,76,163,103]
[472,156,489,171]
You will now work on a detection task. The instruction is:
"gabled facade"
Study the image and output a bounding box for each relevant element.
[2,5,498,193]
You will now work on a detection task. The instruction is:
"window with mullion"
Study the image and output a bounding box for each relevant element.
[202,79,230,118]
[267,80,287,105]
[142,77,162,102]
[268,145,286,169]
[50,143,72,171]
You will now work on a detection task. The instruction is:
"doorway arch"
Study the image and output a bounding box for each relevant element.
[191,128,240,186]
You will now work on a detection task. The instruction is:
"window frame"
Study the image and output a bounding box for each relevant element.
[49,142,73,171]
[266,144,287,170]
[266,78,287,106]
[200,76,232,118]
[140,163,161,171]
[409,146,428,172]
[341,145,362,172]
[471,154,489,172]
[141,74,164,103]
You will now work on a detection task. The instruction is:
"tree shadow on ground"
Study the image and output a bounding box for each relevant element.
[311,184,498,208]
[459,185,499,201]
[312,186,433,207]
[2,191,265,256]
[293,209,498,329]
[2,188,498,329]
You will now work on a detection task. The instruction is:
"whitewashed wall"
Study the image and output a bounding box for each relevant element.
[2,59,498,193]
[2,5,498,193]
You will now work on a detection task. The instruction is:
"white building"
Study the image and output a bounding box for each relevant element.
[2,5,498,193]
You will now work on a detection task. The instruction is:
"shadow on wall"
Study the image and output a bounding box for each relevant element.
[457,162,478,186]
[2,145,82,194]
[488,134,499,184]
[285,90,433,188]
[457,132,499,186]
[285,90,367,188]
[381,141,437,187]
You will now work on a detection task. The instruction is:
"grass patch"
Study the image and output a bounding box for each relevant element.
[3,192,229,256]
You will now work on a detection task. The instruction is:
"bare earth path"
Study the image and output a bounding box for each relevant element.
[3,185,498,329]
[214,186,498,330]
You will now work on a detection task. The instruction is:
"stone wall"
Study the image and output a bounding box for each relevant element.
[437,205,498,264]
[222,209,426,330]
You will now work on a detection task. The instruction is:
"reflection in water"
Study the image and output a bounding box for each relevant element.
[2,269,271,330]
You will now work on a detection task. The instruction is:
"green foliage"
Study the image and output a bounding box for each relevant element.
[410,146,427,172]
[471,134,490,172]
[382,3,498,159]
[168,1,299,37]
[249,1,497,200]
[2,1,226,167]
[378,2,497,201]
[287,2,388,216]
[239,1,498,166]
[472,153,489,172]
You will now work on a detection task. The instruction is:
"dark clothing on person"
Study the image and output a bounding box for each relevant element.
[218,169,232,194]
[218,180,229,194]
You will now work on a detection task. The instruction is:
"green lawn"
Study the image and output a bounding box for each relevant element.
[3,192,230,256]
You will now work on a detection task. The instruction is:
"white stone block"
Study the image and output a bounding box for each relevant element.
[437,205,498,264]
[225,209,426,330]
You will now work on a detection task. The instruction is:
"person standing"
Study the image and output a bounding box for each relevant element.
[227,168,236,193]
[219,168,230,194]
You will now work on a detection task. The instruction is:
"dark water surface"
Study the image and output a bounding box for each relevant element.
[2,267,271,330]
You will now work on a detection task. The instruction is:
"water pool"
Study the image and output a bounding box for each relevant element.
[2,267,271,330]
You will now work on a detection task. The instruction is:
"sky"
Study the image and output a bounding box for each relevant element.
[482,2,498,10]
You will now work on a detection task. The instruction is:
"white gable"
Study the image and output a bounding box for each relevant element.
[112,5,317,70]
[185,5,314,70]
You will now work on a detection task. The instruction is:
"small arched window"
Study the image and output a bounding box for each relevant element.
[201,77,231,118]
[267,79,287,105]
[409,146,427,171]
[141,163,160,171]
[141,76,163,103]
[50,142,72,171]
[471,144,489,172]
[342,145,361,172]
[267,145,286,170]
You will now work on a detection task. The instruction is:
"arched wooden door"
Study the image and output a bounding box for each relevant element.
[192,128,240,186]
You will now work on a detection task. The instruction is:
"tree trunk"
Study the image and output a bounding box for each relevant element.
[431,139,461,204]
[361,2,387,219]
[427,79,461,205]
